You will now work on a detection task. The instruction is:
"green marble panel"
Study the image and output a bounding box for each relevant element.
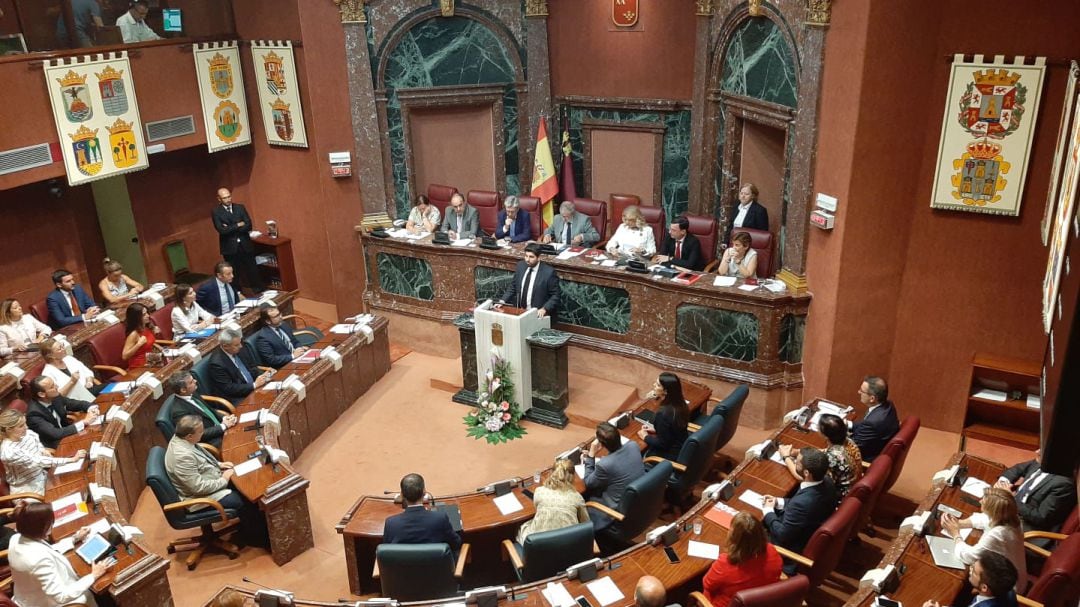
[675,304,758,361]
[779,313,806,364]
[558,280,630,334]
[376,253,434,301]
[719,19,797,107]
[474,266,515,303]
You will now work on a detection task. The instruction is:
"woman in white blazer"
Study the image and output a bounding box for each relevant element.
[9,501,113,607]
[0,299,51,357]
[940,485,1027,589]
[40,338,99,402]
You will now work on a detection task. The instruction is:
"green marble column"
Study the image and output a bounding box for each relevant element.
[526,329,570,428]
[452,313,479,405]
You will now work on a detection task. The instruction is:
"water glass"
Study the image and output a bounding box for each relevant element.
[692,517,704,535]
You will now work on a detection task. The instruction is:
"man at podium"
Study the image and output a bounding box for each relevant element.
[499,243,560,319]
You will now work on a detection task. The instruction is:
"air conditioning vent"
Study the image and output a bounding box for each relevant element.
[145,115,196,142]
[0,143,54,176]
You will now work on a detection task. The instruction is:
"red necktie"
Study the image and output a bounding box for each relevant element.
[675,240,682,259]
[69,293,81,315]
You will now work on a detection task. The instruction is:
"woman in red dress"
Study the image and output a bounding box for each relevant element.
[702,512,783,607]
[121,302,158,368]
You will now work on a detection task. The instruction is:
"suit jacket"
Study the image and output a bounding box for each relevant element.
[212,202,255,256]
[545,212,600,246]
[500,261,560,318]
[206,348,259,405]
[763,479,837,555]
[383,505,462,551]
[658,233,704,271]
[26,397,92,449]
[164,435,231,506]
[45,285,96,328]
[583,441,645,517]
[729,200,770,238]
[969,594,1019,607]
[495,209,531,242]
[164,393,225,447]
[9,534,97,607]
[850,401,900,461]
[254,324,299,368]
[440,204,480,238]
[195,278,241,317]
[1002,460,1078,533]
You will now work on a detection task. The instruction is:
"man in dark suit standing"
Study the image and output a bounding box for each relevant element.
[654,217,704,271]
[499,242,560,320]
[26,376,99,449]
[254,305,308,368]
[850,375,900,461]
[383,473,462,550]
[995,449,1077,537]
[205,327,272,405]
[762,448,837,568]
[583,422,646,530]
[196,261,242,317]
[162,370,236,449]
[212,187,264,293]
[45,269,100,328]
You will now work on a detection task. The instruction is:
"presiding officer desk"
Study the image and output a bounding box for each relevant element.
[41,290,391,606]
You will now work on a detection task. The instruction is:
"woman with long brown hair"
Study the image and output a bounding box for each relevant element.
[702,512,783,607]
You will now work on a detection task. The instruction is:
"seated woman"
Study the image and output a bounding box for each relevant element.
[41,337,101,401]
[702,512,783,607]
[97,258,144,305]
[0,298,51,356]
[717,231,758,278]
[171,283,215,336]
[778,414,861,498]
[0,409,86,496]
[940,486,1027,588]
[405,194,441,234]
[637,372,689,461]
[606,205,656,257]
[9,501,113,607]
[516,458,587,543]
[121,302,158,368]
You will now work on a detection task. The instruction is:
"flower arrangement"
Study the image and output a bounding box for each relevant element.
[464,355,527,443]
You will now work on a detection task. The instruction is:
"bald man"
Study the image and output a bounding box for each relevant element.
[634,576,671,607]
[211,187,264,293]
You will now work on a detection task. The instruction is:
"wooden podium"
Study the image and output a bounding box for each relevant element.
[472,301,550,414]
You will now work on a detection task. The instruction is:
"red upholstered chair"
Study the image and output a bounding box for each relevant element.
[29,299,49,324]
[639,206,666,249]
[518,196,543,241]
[19,360,45,401]
[846,453,893,538]
[87,322,129,377]
[1021,532,1080,607]
[875,416,920,495]
[427,184,459,217]
[6,400,28,415]
[774,496,861,589]
[731,227,774,278]
[690,574,810,607]
[150,302,176,342]
[684,213,719,269]
[467,190,501,236]
[608,194,643,239]
[571,198,607,243]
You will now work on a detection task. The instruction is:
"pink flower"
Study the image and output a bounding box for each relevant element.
[501,401,510,411]
[502,412,511,421]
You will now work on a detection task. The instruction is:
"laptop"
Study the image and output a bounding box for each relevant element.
[925,535,965,569]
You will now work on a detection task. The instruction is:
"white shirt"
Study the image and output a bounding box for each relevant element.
[42,357,96,402]
[521,266,538,309]
[10,534,98,607]
[956,513,1027,589]
[116,10,162,43]
[734,202,752,228]
[171,302,214,336]
[217,279,233,313]
[605,224,656,257]
[0,316,52,356]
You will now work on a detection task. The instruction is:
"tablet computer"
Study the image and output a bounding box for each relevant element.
[75,533,112,565]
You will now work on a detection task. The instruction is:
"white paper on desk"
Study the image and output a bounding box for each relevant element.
[88,518,111,534]
[575,463,586,479]
[585,576,624,607]
[451,238,473,247]
[541,582,576,607]
[768,449,785,465]
[600,259,617,267]
[52,492,87,526]
[687,540,721,560]
[262,381,285,392]
[713,276,737,287]
[972,388,1007,402]
[738,488,766,510]
[493,492,524,516]
[738,284,758,291]
[53,537,76,554]
[556,249,583,260]
[961,477,990,499]
[762,280,787,293]
[53,459,85,475]
[238,410,262,423]
[816,400,852,416]
[232,457,263,477]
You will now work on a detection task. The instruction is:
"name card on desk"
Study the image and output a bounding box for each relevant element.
[141,290,165,310]
[267,447,290,465]
[232,456,264,477]
[0,361,25,381]
[89,441,115,462]
[239,408,281,429]
[901,511,932,536]
[135,372,163,399]
[89,483,116,502]
[281,374,306,401]
[319,346,343,370]
[106,406,132,433]
[90,310,120,325]
[933,465,960,486]
[178,343,202,363]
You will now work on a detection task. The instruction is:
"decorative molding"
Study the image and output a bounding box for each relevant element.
[555,95,691,113]
[695,0,713,17]
[580,118,666,206]
[805,0,831,26]
[748,0,765,17]
[440,0,455,18]
[776,268,809,294]
[333,0,366,24]
[525,0,549,18]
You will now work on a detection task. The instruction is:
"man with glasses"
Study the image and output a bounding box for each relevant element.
[922,551,1019,607]
[850,375,900,461]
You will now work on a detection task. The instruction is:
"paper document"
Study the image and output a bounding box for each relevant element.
[575,463,586,479]
[493,492,524,516]
[600,259,617,267]
[53,459,85,475]
[100,382,134,395]
[816,400,851,416]
[961,477,990,499]
[713,276,737,287]
[541,582,575,607]
[52,492,88,526]
[556,249,583,260]
[585,577,624,607]
[687,540,721,560]
[239,410,263,423]
[738,488,766,510]
[763,280,787,293]
[330,323,359,334]
[738,284,758,291]
[972,388,1007,402]
[53,537,76,554]
[292,349,322,363]
[451,238,473,247]
[262,381,284,391]
[620,435,630,445]
[232,457,263,477]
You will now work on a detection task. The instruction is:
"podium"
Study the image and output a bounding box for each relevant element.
[472,301,550,415]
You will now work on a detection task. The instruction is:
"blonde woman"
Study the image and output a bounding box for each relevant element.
[0,409,86,496]
[98,258,144,305]
[0,299,51,356]
[940,486,1027,588]
[40,337,99,401]
[516,458,588,543]
[606,205,656,257]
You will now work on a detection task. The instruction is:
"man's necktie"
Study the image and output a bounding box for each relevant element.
[277,328,291,348]
[675,240,683,259]
[69,293,80,315]
[563,223,571,244]
[52,406,63,427]
[457,214,463,235]
[226,286,235,309]
[1016,471,1043,503]
[520,269,533,306]
[232,354,253,383]
[192,395,220,422]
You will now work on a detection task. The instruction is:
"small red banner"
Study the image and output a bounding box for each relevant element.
[612,0,639,27]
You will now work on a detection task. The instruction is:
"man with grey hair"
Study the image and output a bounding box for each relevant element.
[439,192,479,240]
[162,370,237,448]
[205,327,271,404]
[495,195,531,243]
[542,201,600,247]
[633,575,672,607]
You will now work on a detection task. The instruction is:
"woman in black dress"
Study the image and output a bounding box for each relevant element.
[638,372,690,461]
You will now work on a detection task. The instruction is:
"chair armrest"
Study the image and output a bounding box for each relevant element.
[155,339,176,347]
[294,330,318,340]
[773,545,814,568]
[92,364,127,376]
[163,498,231,523]
[0,577,11,592]
[0,492,46,504]
[688,591,710,607]
[704,260,719,273]
[1023,530,1067,542]
[281,314,307,327]
[1016,596,1043,607]
[198,443,221,460]
[372,560,379,580]
[687,422,701,432]
[593,541,600,555]
[643,455,687,473]
[584,501,625,522]
[454,542,471,578]
[501,539,523,570]
[201,395,236,415]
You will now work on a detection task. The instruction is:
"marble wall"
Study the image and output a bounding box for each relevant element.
[474,266,514,303]
[558,280,631,334]
[376,252,434,300]
[675,304,759,362]
[779,313,806,364]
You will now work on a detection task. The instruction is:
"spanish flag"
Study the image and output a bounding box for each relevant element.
[530,119,559,229]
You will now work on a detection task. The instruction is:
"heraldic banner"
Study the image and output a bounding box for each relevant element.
[43,52,148,186]
[250,40,308,148]
[193,41,251,153]
[931,55,1046,216]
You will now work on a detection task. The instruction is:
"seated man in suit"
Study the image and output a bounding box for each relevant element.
[495,195,531,243]
[542,201,600,247]
[849,375,900,461]
[994,448,1077,538]
[26,376,99,449]
[653,216,704,271]
[583,422,646,530]
[761,448,837,572]
[439,192,479,240]
[163,370,237,449]
[498,242,560,320]
[383,473,462,551]
[165,414,268,548]
[922,551,1019,607]
[196,261,242,317]
[45,269,100,328]
[206,327,272,405]
[254,305,308,368]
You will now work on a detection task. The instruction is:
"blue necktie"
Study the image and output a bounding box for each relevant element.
[231,354,253,383]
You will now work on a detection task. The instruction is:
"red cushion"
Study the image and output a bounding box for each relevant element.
[426,184,458,217]
[847,454,893,533]
[800,497,860,587]
[571,198,607,241]
[518,196,542,241]
[467,190,500,236]
[684,213,718,266]
[87,322,128,370]
[150,302,176,342]
[29,299,49,324]
[881,417,919,494]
